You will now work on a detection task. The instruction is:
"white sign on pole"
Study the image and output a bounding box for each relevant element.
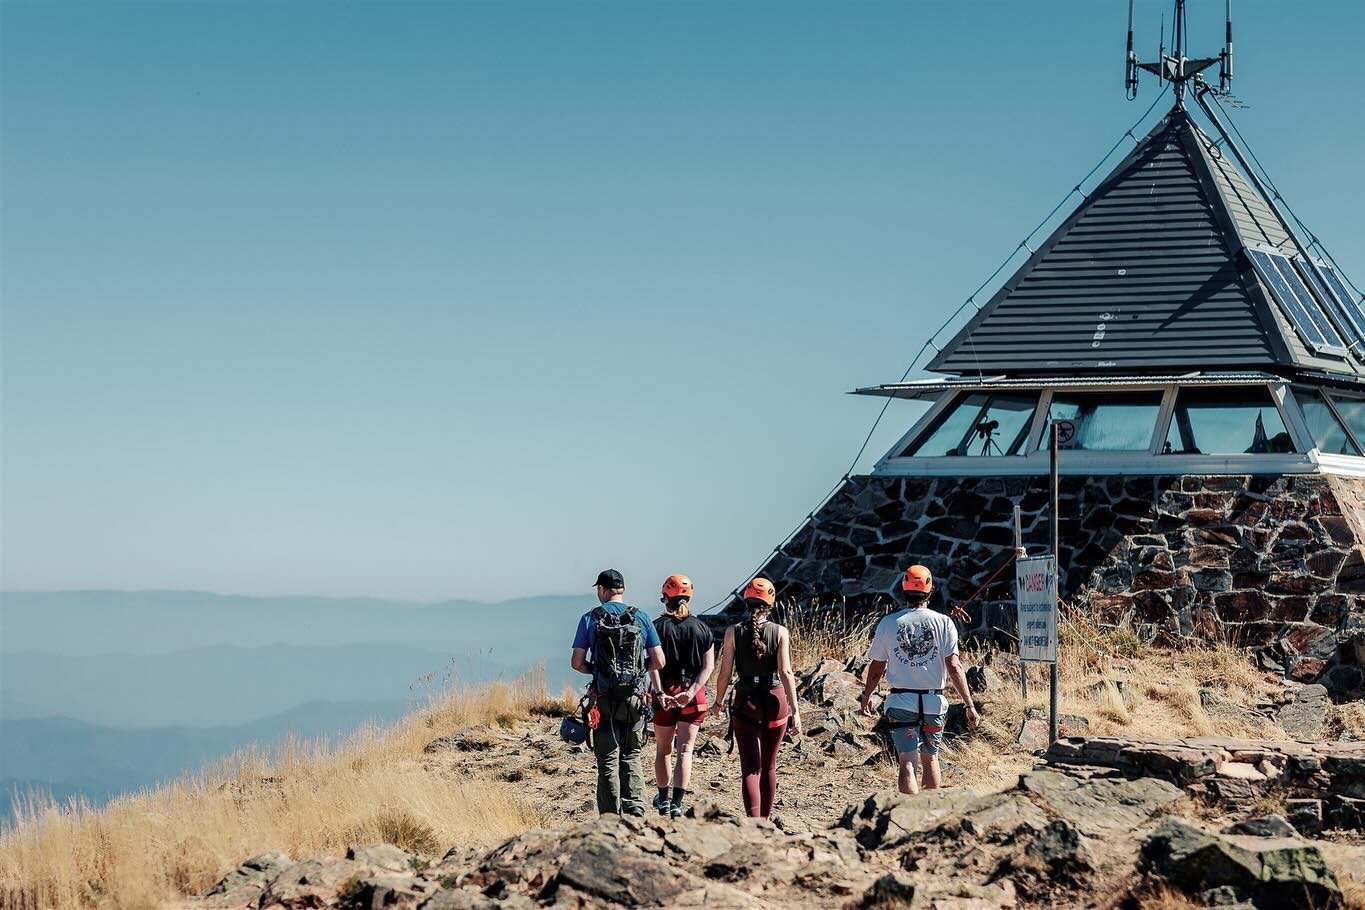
[1015,555,1058,664]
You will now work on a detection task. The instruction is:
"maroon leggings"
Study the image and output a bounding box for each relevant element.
[733,687,788,818]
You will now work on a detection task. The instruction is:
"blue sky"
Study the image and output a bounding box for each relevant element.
[3,0,1362,603]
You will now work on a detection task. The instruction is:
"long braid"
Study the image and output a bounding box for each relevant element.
[746,607,770,660]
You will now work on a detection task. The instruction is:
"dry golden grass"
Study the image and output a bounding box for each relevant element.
[783,602,879,670]
[1125,885,1205,909]
[938,614,1287,789]
[0,670,570,910]
[1343,872,1365,910]
[781,599,1287,790]
[1332,702,1365,741]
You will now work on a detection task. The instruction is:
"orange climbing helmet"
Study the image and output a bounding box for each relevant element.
[901,565,934,594]
[742,577,777,606]
[662,574,694,599]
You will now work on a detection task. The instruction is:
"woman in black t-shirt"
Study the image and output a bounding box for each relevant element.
[650,574,715,818]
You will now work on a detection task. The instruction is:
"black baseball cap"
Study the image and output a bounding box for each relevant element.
[593,569,625,589]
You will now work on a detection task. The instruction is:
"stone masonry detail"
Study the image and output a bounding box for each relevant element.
[758,473,1365,684]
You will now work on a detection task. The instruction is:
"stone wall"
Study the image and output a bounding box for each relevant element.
[756,473,1365,684]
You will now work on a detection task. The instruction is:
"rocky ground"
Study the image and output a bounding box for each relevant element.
[187,658,1365,910]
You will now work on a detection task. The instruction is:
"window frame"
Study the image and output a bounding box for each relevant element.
[1032,388,1167,453]
[1291,386,1363,457]
[1156,383,1300,456]
[875,380,1338,476]
[894,390,1041,459]
[1323,391,1365,454]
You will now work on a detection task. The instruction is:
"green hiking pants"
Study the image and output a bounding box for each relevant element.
[592,696,646,815]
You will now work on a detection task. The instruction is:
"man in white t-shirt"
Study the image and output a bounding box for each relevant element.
[860,565,979,794]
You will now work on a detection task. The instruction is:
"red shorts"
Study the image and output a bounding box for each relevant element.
[653,680,708,727]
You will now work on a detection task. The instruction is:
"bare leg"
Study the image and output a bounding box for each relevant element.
[654,724,676,789]
[672,721,698,792]
[920,753,942,790]
[897,752,920,795]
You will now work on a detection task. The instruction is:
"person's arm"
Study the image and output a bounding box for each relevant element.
[646,645,666,673]
[860,620,888,715]
[570,614,592,675]
[571,647,591,675]
[945,653,980,730]
[687,646,716,704]
[859,660,887,716]
[777,627,800,735]
[713,627,736,712]
[640,616,665,694]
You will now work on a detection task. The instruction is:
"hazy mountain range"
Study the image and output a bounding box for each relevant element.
[1,699,410,821]
[0,589,602,819]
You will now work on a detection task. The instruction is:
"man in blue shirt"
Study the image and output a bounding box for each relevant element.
[571,569,665,815]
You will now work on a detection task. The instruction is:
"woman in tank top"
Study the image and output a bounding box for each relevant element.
[650,574,715,818]
[713,577,801,818]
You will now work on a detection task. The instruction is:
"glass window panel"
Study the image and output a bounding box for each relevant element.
[1328,396,1365,454]
[1036,391,1163,452]
[1162,387,1296,455]
[901,392,1038,457]
[1293,389,1360,456]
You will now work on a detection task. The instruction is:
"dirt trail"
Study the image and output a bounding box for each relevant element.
[422,708,905,835]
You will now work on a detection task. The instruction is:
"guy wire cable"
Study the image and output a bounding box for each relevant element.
[700,92,1169,615]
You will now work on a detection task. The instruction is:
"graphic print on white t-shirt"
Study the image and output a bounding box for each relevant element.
[896,623,938,668]
[869,607,960,715]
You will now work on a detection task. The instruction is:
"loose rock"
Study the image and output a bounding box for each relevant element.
[1141,818,1341,909]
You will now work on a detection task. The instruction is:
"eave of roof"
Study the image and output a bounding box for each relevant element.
[853,371,1282,401]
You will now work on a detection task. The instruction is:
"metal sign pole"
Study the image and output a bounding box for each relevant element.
[1014,504,1028,701]
[1049,423,1061,745]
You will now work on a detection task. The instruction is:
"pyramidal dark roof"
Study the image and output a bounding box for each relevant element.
[927,107,1364,380]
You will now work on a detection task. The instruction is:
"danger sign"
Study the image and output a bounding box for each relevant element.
[1015,556,1058,664]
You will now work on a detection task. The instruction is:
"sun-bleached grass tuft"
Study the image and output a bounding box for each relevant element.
[0,669,568,910]
[1330,701,1365,741]
[779,599,1287,790]
[783,601,881,671]
[937,615,1287,789]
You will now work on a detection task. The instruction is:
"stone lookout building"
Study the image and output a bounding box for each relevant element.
[740,38,1365,688]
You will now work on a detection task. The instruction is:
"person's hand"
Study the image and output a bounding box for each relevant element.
[658,693,677,710]
[966,704,981,731]
[788,713,802,736]
[1015,547,1027,559]
[859,691,877,717]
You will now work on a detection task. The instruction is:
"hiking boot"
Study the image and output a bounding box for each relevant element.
[652,792,670,816]
[668,800,685,818]
[624,806,645,818]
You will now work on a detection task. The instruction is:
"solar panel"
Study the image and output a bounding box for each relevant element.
[1248,249,1348,356]
[1294,259,1365,351]
[1269,255,1349,351]
[1320,265,1365,335]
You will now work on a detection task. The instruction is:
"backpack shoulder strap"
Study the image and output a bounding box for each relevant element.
[592,606,608,620]
[621,606,637,622]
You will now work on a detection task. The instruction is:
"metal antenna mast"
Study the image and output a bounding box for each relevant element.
[1124,0,1232,105]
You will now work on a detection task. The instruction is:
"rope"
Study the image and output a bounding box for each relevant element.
[945,551,1019,624]
[701,93,1169,615]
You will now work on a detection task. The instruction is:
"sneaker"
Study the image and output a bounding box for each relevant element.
[668,800,684,819]
[625,806,645,818]
[652,792,669,816]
